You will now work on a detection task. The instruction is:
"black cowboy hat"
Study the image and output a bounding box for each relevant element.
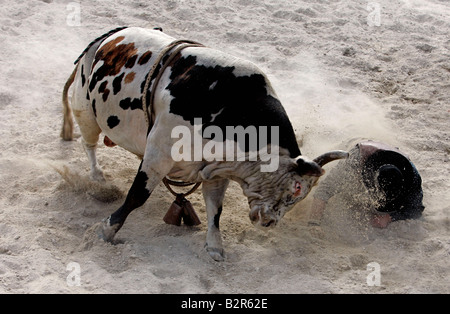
[376,164,404,201]
[362,150,413,202]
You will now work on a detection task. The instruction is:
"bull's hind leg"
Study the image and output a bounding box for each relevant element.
[70,64,105,182]
[81,137,104,182]
[73,109,105,182]
[202,179,229,261]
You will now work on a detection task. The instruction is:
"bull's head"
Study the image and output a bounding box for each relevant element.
[246,150,348,229]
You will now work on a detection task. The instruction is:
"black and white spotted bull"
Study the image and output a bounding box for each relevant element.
[61,27,347,261]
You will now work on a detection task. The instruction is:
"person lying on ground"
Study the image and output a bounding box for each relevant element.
[308,140,425,231]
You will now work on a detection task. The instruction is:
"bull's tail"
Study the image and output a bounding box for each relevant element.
[61,65,78,141]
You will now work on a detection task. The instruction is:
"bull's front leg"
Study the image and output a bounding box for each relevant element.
[97,144,174,242]
[202,178,229,261]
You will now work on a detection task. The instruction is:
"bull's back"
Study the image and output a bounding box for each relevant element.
[84,27,300,159]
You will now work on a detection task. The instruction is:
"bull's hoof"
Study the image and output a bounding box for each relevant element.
[90,168,106,182]
[206,247,225,262]
[78,219,119,251]
[78,221,107,251]
[96,217,119,242]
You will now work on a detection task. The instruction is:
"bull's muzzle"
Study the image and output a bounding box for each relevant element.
[249,206,277,229]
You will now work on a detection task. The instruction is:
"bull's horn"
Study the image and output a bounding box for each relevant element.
[313,150,349,167]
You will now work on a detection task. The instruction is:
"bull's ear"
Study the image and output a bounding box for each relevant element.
[296,158,324,177]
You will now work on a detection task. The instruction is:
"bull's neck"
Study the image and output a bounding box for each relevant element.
[199,149,292,203]
[209,160,268,203]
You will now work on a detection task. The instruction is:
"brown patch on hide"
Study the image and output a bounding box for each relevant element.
[89,36,138,92]
[124,72,136,84]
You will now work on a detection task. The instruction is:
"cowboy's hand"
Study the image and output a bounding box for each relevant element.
[371,213,392,228]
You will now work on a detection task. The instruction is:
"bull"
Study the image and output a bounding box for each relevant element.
[61,27,347,261]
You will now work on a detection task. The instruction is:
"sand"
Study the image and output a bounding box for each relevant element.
[0,0,448,293]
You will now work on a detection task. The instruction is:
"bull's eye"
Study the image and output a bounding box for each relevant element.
[294,182,302,197]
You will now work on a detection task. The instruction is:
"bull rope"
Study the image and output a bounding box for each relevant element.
[142,38,205,202]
